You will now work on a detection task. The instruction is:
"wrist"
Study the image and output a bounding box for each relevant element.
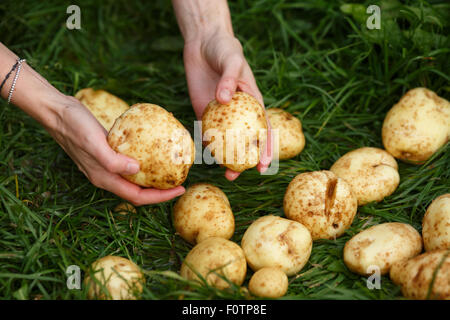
[173,0,234,44]
[184,24,234,45]
[40,92,78,132]
[12,63,70,131]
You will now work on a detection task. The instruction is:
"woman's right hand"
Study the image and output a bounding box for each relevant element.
[48,96,185,206]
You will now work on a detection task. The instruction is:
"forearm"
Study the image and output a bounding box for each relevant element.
[0,42,68,130]
[172,0,234,43]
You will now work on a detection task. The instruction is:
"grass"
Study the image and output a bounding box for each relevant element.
[0,0,449,300]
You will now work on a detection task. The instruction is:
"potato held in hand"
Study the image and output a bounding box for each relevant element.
[422,194,450,251]
[330,147,400,206]
[284,170,357,240]
[343,222,422,276]
[382,87,450,163]
[180,237,247,289]
[267,108,305,160]
[84,255,145,300]
[390,249,450,300]
[202,92,267,172]
[108,103,195,189]
[75,88,129,131]
[241,215,312,276]
[173,183,234,244]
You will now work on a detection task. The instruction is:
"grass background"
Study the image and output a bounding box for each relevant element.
[0,0,449,299]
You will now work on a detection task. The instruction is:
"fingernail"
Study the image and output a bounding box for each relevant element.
[126,162,140,174]
[219,89,232,102]
[175,187,185,196]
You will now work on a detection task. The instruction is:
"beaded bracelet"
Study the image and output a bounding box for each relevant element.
[7,59,26,104]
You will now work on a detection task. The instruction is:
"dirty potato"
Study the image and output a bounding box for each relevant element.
[284,170,357,240]
[107,103,195,189]
[75,88,129,131]
[382,87,450,163]
[173,183,234,244]
[343,222,422,276]
[248,267,289,298]
[422,194,450,251]
[330,147,400,206]
[84,255,145,300]
[389,249,450,300]
[180,237,247,289]
[267,108,305,160]
[241,215,312,276]
[202,92,268,172]
[113,202,137,216]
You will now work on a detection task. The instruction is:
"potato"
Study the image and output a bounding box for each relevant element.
[180,237,247,289]
[75,88,129,131]
[202,92,268,172]
[283,170,357,240]
[241,215,312,276]
[422,194,450,251]
[113,202,137,216]
[84,255,145,300]
[330,147,400,206]
[267,108,305,160]
[248,267,288,298]
[343,222,422,276]
[173,183,234,244]
[382,87,450,163]
[107,103,195,189]
[389,249,450,300]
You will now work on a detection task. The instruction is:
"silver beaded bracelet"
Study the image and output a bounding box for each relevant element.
[7,58,26,104]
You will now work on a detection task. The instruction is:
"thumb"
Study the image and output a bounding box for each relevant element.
[96,140,140,175]
[215,55,243,104]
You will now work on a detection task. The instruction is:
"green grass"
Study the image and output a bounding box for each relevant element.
[0,0,449,300]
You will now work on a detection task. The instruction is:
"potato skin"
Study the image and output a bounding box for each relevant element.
[107,103,195,189]
[382,87,450,163]
[75,88,129,131]
[84,255,144,300]
[173,183,234,244]
[241,215,312,276]
[389,249,450,300]
[343,222,422,276]
[267,108,305,160]
[114,202,136,216]
[284,170,357,240]
[180,237,247,289]
[330,147,400,206]
[202,92,267,172]
[422,194,450,251]
[249,267,288,298]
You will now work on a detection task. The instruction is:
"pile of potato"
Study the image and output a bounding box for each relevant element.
[77,87,449,300]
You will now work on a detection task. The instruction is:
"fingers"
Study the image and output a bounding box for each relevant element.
[215,55,243,104]
[100,173,186,206]
[225,169,241,181]
[238,65,272,173]
[93,137,141,176]
[238,64,264,107]
[257,122,273,173]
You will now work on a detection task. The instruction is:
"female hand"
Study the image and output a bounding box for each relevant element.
[0,42,184,206]
[182,25,272,181]
[48,96,186,206]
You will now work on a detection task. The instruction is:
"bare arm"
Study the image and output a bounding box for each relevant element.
[0,42,185,205]
[172,0,234,44]
[172,0,272,178]
[0,42,63,130]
